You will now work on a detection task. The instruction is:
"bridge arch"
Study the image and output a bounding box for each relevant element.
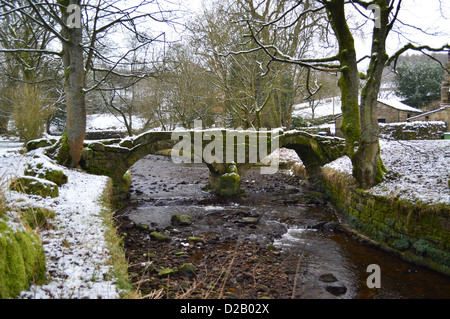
[79,129,346,196]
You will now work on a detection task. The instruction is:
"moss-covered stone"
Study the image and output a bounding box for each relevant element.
[10,176,59,198]
[26,138,58,152]
[88,142,106,152]
[171,214,193,226]
[178,263,197,277]
[157,268,177,278]
[0,212,47,299]
[24,161,68,187]
[150,231,171,242]
[188,236,202,243]
[119,139,134,149]
[56,132,71,166]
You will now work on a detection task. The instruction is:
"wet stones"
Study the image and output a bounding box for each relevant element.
[319,273,347,296]
[325,282,347,295]
[318,273,338,283]
[308,221,340,232]
[239,217,259,225]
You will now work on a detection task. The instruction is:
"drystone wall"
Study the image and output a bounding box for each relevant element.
[322,168,450,276]
[379,121,447,140]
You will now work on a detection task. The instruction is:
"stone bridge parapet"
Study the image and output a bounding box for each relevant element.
[79,129,346,195]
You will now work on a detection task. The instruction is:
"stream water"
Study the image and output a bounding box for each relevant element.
[121,154,450,299]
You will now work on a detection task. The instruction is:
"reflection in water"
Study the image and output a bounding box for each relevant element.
[123,154,450,299]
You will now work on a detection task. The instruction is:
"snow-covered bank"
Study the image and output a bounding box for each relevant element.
[0,137,120,299]
[325,139,450,205]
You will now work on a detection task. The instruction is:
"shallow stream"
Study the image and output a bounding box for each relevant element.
[121,154,450,299]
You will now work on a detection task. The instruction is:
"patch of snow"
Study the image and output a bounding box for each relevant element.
[0,140,120,299]
[325,140,450,205]
[86,114,146,132]
[293,97,342,120]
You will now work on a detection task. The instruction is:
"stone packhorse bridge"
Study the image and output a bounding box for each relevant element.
[80,129,346,196]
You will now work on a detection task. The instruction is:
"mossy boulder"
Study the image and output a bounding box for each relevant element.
[10,176,59,198]
[0,212,47,298]
[24,160,68,187]
[157,268,177,278]
[219,163,241,195]
[150,231,171,242]
[25,138,57,152]
[188,236,203,243]
[178,263,197,277]
[171,214,193,226]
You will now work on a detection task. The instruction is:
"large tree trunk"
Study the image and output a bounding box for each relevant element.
[353,0,391,188]
[60,1,86,168]
[325,0,361,156]
[326,0,391,189]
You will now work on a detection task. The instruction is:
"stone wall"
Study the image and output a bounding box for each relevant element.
[407,106,450,132]
[334,101,423,137]
[85,130,128,140]
[322,167,450,276]
[379,121,447,140]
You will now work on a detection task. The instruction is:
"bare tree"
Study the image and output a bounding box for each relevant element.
[240,0,449,188]
[0,0,63,137]
[188,0,320,129]
[0,0,180,167]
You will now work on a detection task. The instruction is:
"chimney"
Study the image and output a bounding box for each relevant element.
[442,51,450,106]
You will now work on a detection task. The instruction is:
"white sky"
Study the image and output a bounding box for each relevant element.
[86,0,449,70]
[178,0,449,55]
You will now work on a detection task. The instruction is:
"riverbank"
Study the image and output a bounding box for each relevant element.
[319,140,450,276]
[0,136,131,298]
[1,135,449,299]
[116,152,450,299]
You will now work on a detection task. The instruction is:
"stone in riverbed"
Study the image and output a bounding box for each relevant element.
[188,236,203,243]
[171,214,193,226]
[150,231,171,242]
[325,282,347,295]
[240,217,259,224]
[318,273,338,283]
[178,263,197,278]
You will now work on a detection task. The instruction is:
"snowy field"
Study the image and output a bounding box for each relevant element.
[0,136,120,299]
[325,139,450,205]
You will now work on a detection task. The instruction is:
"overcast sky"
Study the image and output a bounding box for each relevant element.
[178,0,450,55]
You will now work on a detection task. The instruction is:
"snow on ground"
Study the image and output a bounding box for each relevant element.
[0,136,120,299]
[291,88,405,121]
[292,96,342,120]
[86,113,146,132]
[325,139,450,205]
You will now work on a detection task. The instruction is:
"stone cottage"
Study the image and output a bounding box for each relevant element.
[334,99,423,137]
[407,106,450,132]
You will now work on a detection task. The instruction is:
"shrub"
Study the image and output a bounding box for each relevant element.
[10,84,54,142]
